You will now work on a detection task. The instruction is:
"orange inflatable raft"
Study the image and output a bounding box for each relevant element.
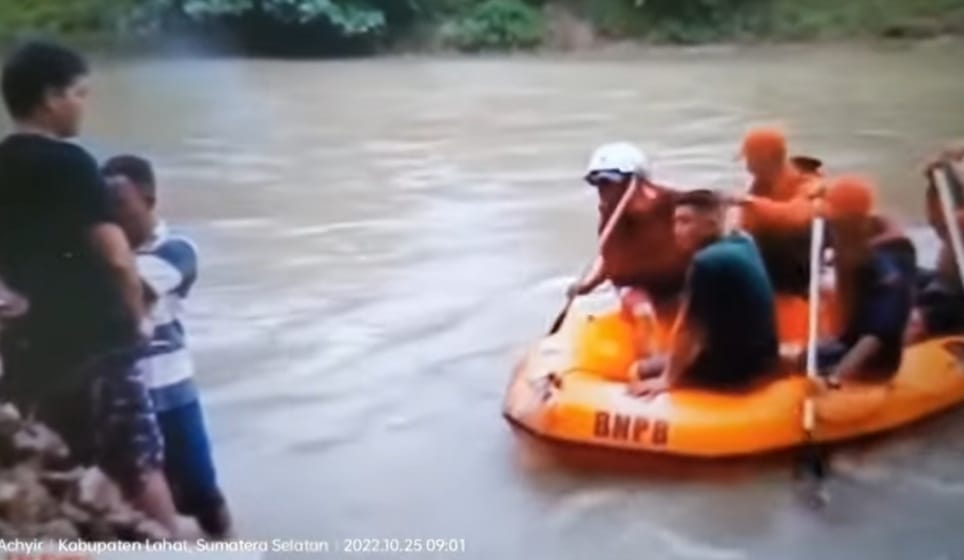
[503,297,964,458]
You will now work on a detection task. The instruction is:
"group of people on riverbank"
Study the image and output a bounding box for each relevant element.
[0,42,230,537]
[570,130,964,397]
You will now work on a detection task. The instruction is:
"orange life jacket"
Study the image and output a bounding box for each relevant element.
[599,185,689,299]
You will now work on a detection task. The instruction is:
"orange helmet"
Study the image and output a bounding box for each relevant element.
[825,175,877,220]
[741,126,788,164]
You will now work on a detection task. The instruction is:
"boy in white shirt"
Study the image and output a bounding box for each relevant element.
[103,154,232,537]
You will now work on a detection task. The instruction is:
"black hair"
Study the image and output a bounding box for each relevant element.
[1,40,89,120]
[675,189,723,213]
[102,154,156,199]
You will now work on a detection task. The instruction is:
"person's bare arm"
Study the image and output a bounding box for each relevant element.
[830,335,882,382]
[661,317,704,386]
[568,256,607,298]
[88,223,146,328]
[629,298,704,396]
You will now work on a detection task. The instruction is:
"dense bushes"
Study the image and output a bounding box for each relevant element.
[180,0,390,36]
[442,0,543,51]
[170,0,405,53]
[0,0,548,53]
[1,0,964,53]
[175,0,546,51]
[582,0,964,43]
[0,0,418,52]
[633,0,761,22]
[0,0,139,35]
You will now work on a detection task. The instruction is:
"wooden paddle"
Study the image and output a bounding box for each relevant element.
[549,176,640,335]
[933,161,964,292]
[796,212,829,501]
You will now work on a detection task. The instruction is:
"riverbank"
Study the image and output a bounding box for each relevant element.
[2,0,964,56]
[0,403,171,541]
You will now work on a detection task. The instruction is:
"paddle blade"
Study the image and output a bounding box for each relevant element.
[794,443,831,509]
[548,298,573,335]
[796,444,828,480]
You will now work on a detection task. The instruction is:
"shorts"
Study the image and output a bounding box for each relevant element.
[918,276,964,336]
[0,342,164,494]
[156,399,226,518]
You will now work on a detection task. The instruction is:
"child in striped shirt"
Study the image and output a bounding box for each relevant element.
[103,155,232,537]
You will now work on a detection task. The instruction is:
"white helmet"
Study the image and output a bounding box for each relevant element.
[585,142,651,180]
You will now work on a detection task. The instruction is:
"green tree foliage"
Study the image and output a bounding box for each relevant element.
[174,0,545,50]
[181,0,388,36]
[0,0,185,39]
[0,0,137,34]
[2,0,964,50]
[631,0,761,22]
[443,0,543,50]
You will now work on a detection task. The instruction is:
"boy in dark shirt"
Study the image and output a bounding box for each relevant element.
[0,41,177,534]
[630,190,779,397]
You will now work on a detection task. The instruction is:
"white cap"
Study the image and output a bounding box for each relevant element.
[585,142,651,180]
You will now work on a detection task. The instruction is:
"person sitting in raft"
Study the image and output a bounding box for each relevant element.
[567,142,690,324]
[732,126,824,295]
[912,148,964,339]
[628,189,779,397]
[815,176,916,384]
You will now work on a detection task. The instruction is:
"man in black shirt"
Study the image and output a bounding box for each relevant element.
[0,41,177,534]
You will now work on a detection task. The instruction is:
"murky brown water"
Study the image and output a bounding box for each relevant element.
[14,42,964,558]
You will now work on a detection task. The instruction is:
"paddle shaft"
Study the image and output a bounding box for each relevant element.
[804,216,826,435]
[549,176,640,334]
[933,164,964,293]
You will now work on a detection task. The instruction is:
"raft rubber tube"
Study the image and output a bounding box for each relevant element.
[503,297,964,458]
